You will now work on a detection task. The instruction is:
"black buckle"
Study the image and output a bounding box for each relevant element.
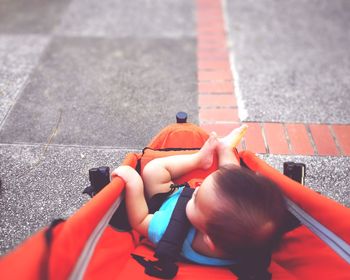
[283,162,306,185]
[131,254,178,279]
[83,166,110,197]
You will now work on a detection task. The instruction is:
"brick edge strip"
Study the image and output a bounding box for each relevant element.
[196,0,350,156]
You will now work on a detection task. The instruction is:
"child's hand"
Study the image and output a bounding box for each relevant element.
[111,165,140,185]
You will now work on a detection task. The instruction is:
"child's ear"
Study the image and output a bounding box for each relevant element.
[203,234,216,251]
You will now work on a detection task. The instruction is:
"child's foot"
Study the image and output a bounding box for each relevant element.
[216,125,248,166]
[219,125,248,149]
[197,132,219,169]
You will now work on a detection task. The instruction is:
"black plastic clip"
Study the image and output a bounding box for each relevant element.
[131,254,178,279]
[83,166,110,198]
[283,162,306,185]
[176,112,187,123]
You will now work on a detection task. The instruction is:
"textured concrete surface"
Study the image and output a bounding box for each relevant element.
[0,144,134,254]
[56,0,196,38]
[260,154,350,207]
[0,37,197,148]
[0,0,71,34]
[226,0,350,123]
[0,35,49,125]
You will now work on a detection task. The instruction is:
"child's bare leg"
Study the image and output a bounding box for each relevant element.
[142,133,217,199]
[216,125,247,167]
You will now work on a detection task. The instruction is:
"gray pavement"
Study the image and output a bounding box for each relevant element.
[225,0,350,124]
[261,154,350,207]
[0,0,70,34]
[1,0,349,256]
[55,0,196,38]
[0,37,197,147]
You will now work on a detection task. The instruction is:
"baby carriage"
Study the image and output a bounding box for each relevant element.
[1,113,349,279]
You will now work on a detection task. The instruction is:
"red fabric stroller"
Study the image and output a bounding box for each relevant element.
[1,115,349,279]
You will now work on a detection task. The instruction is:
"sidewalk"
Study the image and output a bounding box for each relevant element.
[0,0,349,255]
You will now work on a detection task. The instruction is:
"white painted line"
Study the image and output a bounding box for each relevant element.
[221,0,248,122]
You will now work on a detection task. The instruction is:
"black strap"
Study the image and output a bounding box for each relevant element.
[148,182,190,214]
[155,186,194,261]
[142,147,200,153]
[133,185,194,279]
[43,218,65,280]
[45,218,65,245]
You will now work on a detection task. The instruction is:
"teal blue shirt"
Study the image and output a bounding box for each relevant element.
[148,187,237,266]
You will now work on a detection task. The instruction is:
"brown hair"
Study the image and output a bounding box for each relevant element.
[206,164,287,257]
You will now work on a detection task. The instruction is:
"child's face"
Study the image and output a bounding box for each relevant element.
[186,173,218,233]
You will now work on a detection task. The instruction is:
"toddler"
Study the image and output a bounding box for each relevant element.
[112,125,286,265]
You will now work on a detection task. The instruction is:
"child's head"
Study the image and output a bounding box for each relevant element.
[186,164,287,256]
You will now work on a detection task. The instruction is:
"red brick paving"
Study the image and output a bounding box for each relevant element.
[309,124,339,156]
[331,125,350,156]
[286,124,314,155]
[197,70,232,81]
[244,123,266,154]
[263,123,290,155]
[198,94,236,107]
[198,82,234,93]
[197,43,227,51]
[199,108,239,122]
[197,60,230,70]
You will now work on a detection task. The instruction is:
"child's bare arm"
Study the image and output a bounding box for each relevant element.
[112,166,153,237]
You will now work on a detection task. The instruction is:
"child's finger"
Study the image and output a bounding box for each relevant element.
[110,169,119,180]
[110,166,129,180]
